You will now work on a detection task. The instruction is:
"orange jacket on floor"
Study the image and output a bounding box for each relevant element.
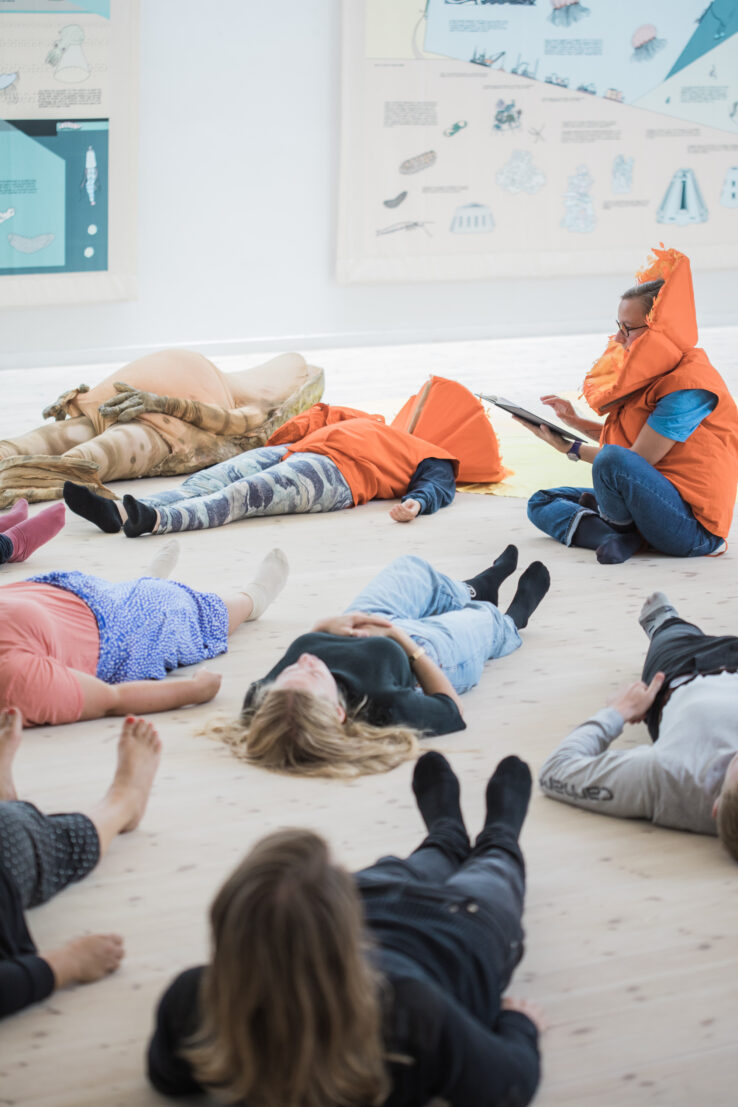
[267,378,508,503]
[581,247,738,539]
[268,404,459,505]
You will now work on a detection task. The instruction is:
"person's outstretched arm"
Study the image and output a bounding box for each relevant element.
[539,677,664,819]
[147,967,207,1097]
[398,979,542,1107]
[73,669,222,720]
[390,458,456,523]
[0,956,55,1019]
[98,386,269,437]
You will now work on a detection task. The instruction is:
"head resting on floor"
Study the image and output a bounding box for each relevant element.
[183,827,389,1107]
[207,681,420,777]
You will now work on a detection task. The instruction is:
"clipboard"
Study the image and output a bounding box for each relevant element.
[476,394,598,443]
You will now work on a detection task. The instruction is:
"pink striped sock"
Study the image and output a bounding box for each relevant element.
[6,503,66,563]
[0,499,29,533]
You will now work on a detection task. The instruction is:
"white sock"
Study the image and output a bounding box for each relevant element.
[638,591,678,638]
[146,538,180,579]
[243,548,289,620]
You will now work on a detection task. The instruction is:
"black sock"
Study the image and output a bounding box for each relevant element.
[578,491,598,512]
[596,531,643,565]
[412,752,465,831]
[122,495,157,537]
[63,481,122,533]
[571,513,617,550]
[464,544,518,606]
[0,533,11,564]
[505,562,550,630]
[484,756,532,838]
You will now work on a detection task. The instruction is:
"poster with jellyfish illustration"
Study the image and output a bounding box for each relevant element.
[0,0,137,305]
[423,0,731,120]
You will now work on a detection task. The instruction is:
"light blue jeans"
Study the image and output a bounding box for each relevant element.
[346,555,522,695]
[141,445,354,534]
[527,444,723,556]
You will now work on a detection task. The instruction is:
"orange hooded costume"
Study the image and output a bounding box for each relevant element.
[582,247,738,540]
[267,379,508,505]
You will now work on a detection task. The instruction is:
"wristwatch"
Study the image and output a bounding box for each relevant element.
[408,645,427,666]
[567,439,583,461]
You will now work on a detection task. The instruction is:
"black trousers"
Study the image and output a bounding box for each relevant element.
[355,815,525,994]
[0,802,100,910]
[642,617,738,740]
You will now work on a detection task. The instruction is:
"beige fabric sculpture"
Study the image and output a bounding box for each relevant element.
[0,349,324,506]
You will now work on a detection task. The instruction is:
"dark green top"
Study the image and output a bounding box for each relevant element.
[244,631,465,735]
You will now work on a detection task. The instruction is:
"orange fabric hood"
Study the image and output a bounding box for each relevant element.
[392,376,510,483]
[582,247,698,416]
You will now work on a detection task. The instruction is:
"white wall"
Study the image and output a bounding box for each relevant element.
[1,0,736,370]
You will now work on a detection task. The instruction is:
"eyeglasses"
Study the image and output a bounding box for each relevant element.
[615,318,648,337]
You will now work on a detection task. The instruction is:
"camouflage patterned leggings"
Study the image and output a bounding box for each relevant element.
[142,446,354,534]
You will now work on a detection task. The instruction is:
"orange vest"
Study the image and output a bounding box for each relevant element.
[582,247,738,539]
[268,404,459,505]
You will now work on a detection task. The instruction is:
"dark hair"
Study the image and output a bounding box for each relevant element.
[620,278,665,316]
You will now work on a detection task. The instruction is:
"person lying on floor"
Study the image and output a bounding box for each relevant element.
[0,500,66,567]
[0,349,323,507]
[0,545,288,726]
[520,246,738,564]
[539,592,738,860]
[62,402,460,535]
[147,752,543,1107]
[0,708,161,1019]
[208,547,550,777]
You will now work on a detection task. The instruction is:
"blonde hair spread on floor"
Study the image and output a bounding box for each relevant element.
[207,685,421,778]
[183,828,389,1107]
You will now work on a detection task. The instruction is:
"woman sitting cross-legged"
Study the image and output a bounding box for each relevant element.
[147,752,543,1106]
[0,545,288,726]
[62,402,461,536]
[522,247,738,564]
[208,548,550,777]
[1,708,161,1019]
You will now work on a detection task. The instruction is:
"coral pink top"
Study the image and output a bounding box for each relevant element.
[0,582,100,726]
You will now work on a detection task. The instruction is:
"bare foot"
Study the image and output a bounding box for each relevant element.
[109,716,162,832]
[0,707,23,801]
[43,933,125,989]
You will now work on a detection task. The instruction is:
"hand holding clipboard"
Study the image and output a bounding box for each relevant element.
[476,395,600,445]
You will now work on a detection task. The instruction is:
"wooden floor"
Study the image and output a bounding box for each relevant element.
[1,331,737,1106]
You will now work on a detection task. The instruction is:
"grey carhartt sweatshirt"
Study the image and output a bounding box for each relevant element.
[539,671,738,835]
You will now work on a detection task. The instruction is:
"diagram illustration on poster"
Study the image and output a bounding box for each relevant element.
[45,25,91,83]
[0,1,137,305]
[450,202,494,233]
[424,0,738,129]
[561,165,596,233]
[337,0,738,284]
[496,150,546,194]
[657,169,709,225]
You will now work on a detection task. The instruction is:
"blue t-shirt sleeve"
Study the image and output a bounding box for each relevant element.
[647,389,717,442]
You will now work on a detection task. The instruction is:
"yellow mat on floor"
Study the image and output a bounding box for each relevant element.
[459,406,591,499]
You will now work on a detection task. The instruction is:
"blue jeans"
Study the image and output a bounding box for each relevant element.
[142,445,353,534]
[346,555,521,695]
[527,445,723,557]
